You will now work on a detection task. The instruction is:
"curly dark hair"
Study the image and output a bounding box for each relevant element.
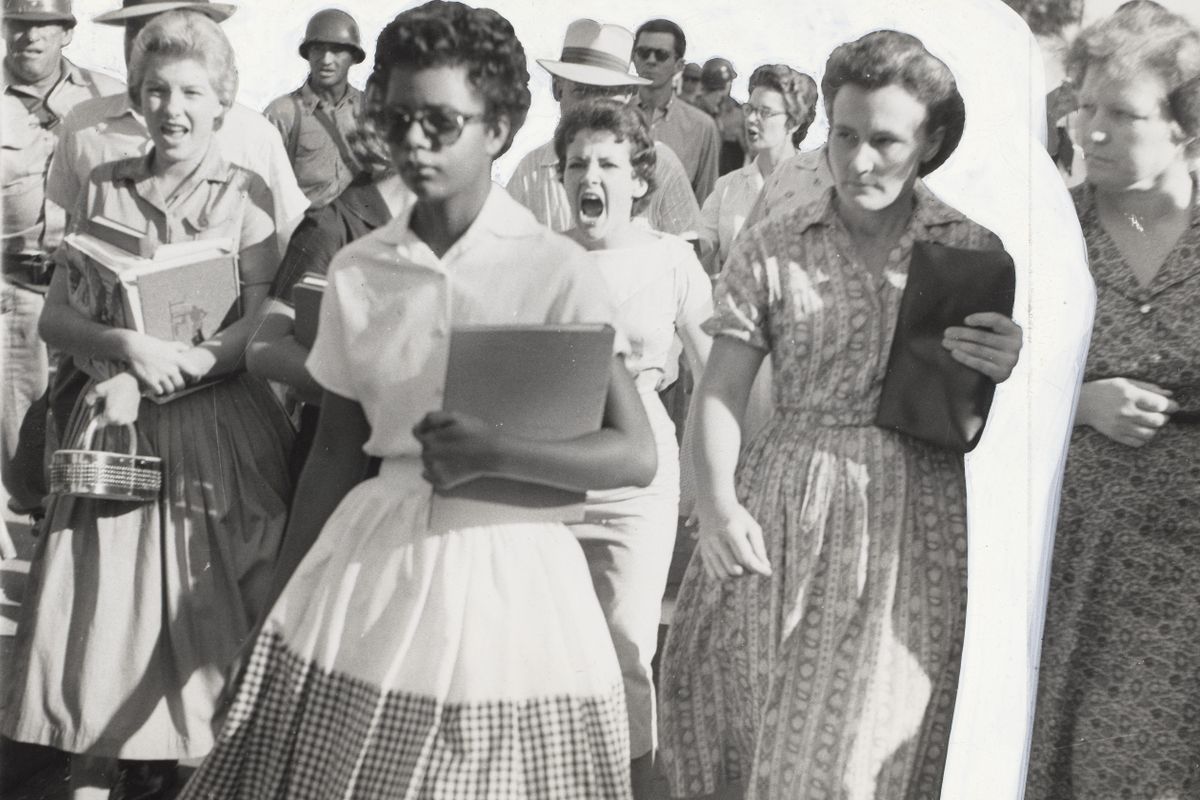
[821,30,965,176]
[553,99,658,216]
[1066,0,1200,156]
[748,64,819,148]
[370,0,531,157]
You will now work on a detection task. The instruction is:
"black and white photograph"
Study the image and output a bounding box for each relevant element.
[0,0,1195,798]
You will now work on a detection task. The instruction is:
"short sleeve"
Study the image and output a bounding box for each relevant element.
[269,208,340,305]
[703,223,773,352]
[305,256,359,400]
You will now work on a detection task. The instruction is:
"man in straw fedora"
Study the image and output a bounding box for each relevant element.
[506,18,702,240]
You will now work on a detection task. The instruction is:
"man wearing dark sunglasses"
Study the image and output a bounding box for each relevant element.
[631,18,719,203]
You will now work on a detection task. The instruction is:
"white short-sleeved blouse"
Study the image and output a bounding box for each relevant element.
[307,185,622,458]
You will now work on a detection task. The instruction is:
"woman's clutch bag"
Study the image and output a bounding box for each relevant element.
[874,241,1016,452]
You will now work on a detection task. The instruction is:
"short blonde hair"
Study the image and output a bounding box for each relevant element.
[128,10,237,117]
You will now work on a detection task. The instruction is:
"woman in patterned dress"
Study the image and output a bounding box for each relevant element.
[1026,3,1200,798]
[2,11,293,799]
[177,4,655,798]
[657,31,1023,800]
[554,99,712,798]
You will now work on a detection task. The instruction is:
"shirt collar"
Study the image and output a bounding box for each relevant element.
[298,81,359,111]
[636,91,676,118]
[111,140,233,187]
[789,179,959,237]
[378,183,541,272]
[2,56,71,96]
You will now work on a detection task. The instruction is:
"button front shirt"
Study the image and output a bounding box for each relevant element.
[2,58,122,259]
[698,159,767,268]
[307,185,624,458]
[634,93,720,204]
[47,93,310,251]
[264,82,363,209]
[506,138,702,237]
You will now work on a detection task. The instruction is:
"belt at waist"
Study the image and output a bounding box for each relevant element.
[771,406,878,428]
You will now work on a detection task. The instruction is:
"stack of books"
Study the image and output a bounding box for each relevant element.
[63,215,239,346]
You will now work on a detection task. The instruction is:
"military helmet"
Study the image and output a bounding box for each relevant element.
[3,0,76,26]
[300,8,365,64]
[701,57,737,89]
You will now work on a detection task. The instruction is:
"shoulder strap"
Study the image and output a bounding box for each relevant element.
[311,103,361,173]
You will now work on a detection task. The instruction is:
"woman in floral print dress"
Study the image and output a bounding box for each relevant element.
[658,31,1023,800]
[1026,4,1200,798]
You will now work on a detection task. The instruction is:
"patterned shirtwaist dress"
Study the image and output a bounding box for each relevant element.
[659,184,1003,800]
[1026,182,1200,799]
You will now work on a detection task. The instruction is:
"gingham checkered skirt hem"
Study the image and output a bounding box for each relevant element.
[179,631,632,799]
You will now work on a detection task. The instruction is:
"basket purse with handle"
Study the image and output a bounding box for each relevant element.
[50,419,163,502]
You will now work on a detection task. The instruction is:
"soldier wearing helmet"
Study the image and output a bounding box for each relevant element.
[264,7,365,208]
[1,0,122,526]
[692,56,748,176]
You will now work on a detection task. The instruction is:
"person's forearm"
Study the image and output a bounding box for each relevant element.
[190,284,272,379]
[694,387,746,509]
[246,335,324,403]
[488,427,657,492]
[39,297,133,363]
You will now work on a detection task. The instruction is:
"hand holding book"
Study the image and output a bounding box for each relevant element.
[413,410,501,491]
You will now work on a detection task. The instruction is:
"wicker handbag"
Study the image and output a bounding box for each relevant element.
[50,420,162,502]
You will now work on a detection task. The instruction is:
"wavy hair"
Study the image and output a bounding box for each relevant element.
[1066,0,1200,156]
[821,30,965,176]
[748,64,819,148]
[553,99,657,216]
[370,0,530,157]
[127,10,237,124]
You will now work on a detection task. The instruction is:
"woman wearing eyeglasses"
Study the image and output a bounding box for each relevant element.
[697,65,819,274]
[178,3,654,799]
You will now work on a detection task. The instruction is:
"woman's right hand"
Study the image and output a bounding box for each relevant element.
[1076,377,1179,447]
[85,372,142,427]
[121,331,190,396]
[696,498,773,580]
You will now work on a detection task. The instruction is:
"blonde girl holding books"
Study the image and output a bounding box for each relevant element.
[2,11,293,800]
[177,4,655,798]
[554,98,712,799]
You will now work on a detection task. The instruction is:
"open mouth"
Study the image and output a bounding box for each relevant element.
[159,123,188,142]
[578,190,605,223]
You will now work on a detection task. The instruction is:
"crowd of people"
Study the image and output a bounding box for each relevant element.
[0,0,1196,798]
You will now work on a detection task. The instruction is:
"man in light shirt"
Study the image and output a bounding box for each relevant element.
[2,0,122,528]
[631,18,720,203]
[506,18,701,239]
